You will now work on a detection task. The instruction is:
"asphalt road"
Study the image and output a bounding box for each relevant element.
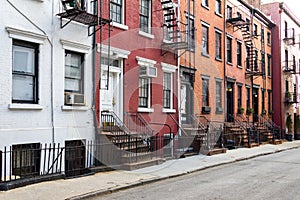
[92,148,300,200]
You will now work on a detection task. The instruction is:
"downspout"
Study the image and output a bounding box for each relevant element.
[223,0,227,122]
[177,0,182,136]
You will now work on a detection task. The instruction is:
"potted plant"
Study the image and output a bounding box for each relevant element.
[237,107,244,114]
[262,109,267,116]
[285,92,292,102]
[268,110,274,116]
[294,115,300,140]
[286,114,293,141]
[246,107,254,115]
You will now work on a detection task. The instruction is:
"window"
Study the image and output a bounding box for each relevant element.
[140,0,151,33]
[163,73,172,109]
[226,5,232,19]
[261,52,265,75]
[246,18,250,32]
[202,78,209,107]
[261,28,264,43]
[202,0,208,7]
[64,51,84,94]
[202,25,209,55]
[254,50,258,71]
[237,85,242,109]
[284,21,288,38]
[268,90,271,112]
[246,87,250,109]
[226,36,232,63]
[12,40,39,104]
[187,16,195,50]
[215,31,222,60]
[110,0,122,23]
[12,143,41,177]
[262,90,265,113]
[285,49,288,70]
[237,41,242,67]
[267,54,271,76]
[267,32,271,44]
[246,46,250,70]
[139,77,150,108]
[215,0,221,15]
[253,24,258,36]
[216,81,222,109]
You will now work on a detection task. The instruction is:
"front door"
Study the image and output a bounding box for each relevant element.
[181,73,194,124]
[253,88,259,122]
[100,70,121,120]
[226,82,234,122]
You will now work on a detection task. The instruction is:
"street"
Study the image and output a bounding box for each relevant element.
[92,148,300,200]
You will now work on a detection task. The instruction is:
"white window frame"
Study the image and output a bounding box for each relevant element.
[137,56,156,113]
[139,0,153,37]
[60,39,91,111]
[162,62,177,113]
[110,0,128,30]
[6,27,46,110]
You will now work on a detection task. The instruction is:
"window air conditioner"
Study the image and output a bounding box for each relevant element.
[65,93,85,106]
[139,65,157,78]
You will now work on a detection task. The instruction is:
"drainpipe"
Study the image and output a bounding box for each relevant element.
[223,0,227,122]
[177,0,182,137]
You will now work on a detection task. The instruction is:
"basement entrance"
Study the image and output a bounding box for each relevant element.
[226,82,234,122]
[65,140,86,177]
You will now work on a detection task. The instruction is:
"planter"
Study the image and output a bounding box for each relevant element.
[285,134,293,141]
[294,133,300,140]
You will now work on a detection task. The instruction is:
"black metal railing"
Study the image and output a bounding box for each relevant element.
[124,112,154,138]
[283,60,297,73]
[284,92,298,103]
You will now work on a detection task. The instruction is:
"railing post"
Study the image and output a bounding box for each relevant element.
[247,128,250,147]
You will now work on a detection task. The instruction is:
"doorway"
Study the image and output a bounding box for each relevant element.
[252,88,259,122]
[181,73,194,124]
[226,82,234,122]
[65,140,86,177]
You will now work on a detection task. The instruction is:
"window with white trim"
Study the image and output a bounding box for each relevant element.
[216,0,222,15]
[64,51,84,94]
[139,77,150,108]
[216,81,222,109]
[215,31,222,60]
[163,73,172,109]
[202,0,208,7]
[110,0,122,24]
[226,36,232,63]
[202,78,209,107]
[202,24,209,55]
[140,0,151,33]
[12,40,39,104]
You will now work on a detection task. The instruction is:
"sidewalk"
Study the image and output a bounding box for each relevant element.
[1,141,300,200]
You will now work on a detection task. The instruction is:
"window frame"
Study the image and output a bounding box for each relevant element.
[267,54,271,76]
[237,41,242,67]
[186,15,195,51]
[215,30,222,60]
[226,36,232,64]
[110,0,122,24]
[267,32,271,45]
[237,85,242,109]
[202,78,209,107]
[64,50,84,94]
[12,39,39,104]
[138,77,150,108]
[201,23,209,56]
[139,0,151,34]
[163,72,172,109]
[216,80,222,110]
[202,0,209,8]
[215,0,222,15]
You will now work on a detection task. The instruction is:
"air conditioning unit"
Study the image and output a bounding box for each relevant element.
[65,93,85,106]
[139,65,157,78]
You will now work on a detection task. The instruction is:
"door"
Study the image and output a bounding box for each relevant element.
[65,140,86,177]
[181,73,194,124]
[100,71,121,119]
[226,82,234,122]
[253,88,259,122]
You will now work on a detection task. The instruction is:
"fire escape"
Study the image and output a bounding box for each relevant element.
[160,0,191,57]
[283,28,299,105]
[226,9,264,79]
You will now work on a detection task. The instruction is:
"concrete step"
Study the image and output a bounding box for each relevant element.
[121,158,165,170]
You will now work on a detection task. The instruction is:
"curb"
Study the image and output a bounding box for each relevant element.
[66,145,300,200]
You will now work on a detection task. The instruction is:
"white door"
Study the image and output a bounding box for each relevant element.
[100,71,121,118]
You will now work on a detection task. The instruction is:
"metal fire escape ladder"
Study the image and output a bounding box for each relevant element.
[226,12,263,79]
[160,0,188,56]
[57,0,111,36]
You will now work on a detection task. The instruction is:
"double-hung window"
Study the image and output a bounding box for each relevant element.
[140,0,151,33]
[216,81,222,112]
[110,0,122,24]
[202,78,209,107]
[64,51,84,94]
[237,41,242,67]
[202,24,209,55]
[12,40,39,104]
[215,31,222,60]
[139,77,150,108]
[226,36,232,63]
[163,73,172,109]
[202,0,208,7]
[215,0,222,15]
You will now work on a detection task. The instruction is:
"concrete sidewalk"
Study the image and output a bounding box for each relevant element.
[1,141,300,200]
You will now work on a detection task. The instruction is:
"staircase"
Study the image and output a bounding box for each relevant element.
[256,115,283,145]
[98,111,163,170]
[160,0,189,53]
